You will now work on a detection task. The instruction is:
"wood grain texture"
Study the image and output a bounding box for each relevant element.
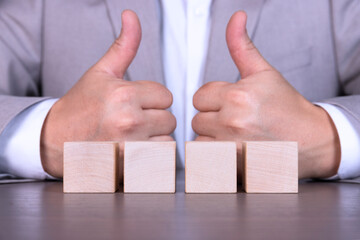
[185,141,237,193]
[243,141,298,193]
[124,141,176,193]
[63,142,118,193]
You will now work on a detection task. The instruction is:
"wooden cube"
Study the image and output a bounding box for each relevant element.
[185,141,237,193]
[63,142,118,193]
[124,141,176,193]
[243,141,298,193]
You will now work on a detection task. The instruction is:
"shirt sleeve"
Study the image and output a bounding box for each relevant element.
[316,102,360,180]
[0,99,58,179]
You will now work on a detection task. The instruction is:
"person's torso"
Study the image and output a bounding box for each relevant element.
[40,0,340,102]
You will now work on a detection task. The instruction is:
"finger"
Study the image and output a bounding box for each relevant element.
[195,136,215,141]
[96,10,141,78]
[136,81,173,109]
[192,112,219,137]
[144,109,176,137]
[118,136,174,153]
[149,135,174,141]
[193,81,228,112]
[226,11,273,78]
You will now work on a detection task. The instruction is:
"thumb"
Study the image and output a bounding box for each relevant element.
[96,10,141,78]
[226,11,273,78]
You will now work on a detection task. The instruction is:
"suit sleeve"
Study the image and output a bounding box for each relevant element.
[314,0,360,179]
[0,0,49,134]
[316,1,360,178]
[321,1,360,118]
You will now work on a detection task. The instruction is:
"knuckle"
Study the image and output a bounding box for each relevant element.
[142,81,173,107]
[191,114,201,130]
[226,88,250,106]
[110,85,137,104]
[161,88,173,107]
[168,113,177,131]
[192,91,202,108]
[225,115,244,132]
[194,81,227,106]
[161,111,177,133]
[112,37,136,56]
[201,81,225,92]
[116,112,141,132]
[244,39,257,52]
[113,37,124,49]
[193,89,207,109]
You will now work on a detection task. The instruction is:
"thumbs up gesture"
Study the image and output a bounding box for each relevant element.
[41,10,176,177]
[192,11,340,179]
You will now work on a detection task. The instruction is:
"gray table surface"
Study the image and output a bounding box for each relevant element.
[0,170,359,240]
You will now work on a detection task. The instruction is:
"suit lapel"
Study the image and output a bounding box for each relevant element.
[104,0,264,85]
[104,0,165,85]
[203,0,265,84]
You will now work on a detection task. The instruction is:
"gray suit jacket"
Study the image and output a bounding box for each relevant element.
[0,0,360,140]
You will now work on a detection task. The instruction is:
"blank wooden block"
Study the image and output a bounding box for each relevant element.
[185,141,237,193]
[63,142,118,193]
[124,141,176,193]
[243,141,298,193]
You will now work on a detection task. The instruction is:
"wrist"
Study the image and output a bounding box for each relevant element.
[40,102,64,178]
[299,105,341,178]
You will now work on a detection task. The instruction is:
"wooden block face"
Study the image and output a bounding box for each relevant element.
[243,141,298,193]
[185,142,237,193]
[63,142,118,193]
[124,141,176,193]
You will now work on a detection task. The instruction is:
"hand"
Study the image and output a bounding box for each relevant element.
[192,11,340,179]
[40,10,176,178]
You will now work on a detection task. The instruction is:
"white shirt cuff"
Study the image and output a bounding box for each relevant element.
[0,99,58,179]
[316,102,360,180]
